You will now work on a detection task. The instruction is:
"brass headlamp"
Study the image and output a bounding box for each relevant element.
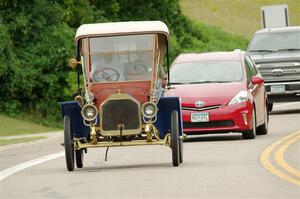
[141,102,158,119]
[81,104,98,121]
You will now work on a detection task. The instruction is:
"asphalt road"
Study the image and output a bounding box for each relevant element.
[0,103,300,199]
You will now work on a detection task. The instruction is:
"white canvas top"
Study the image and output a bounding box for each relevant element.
[75,21,169,40]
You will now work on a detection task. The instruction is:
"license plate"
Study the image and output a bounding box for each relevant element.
[270,85,285,93]
[191,112,209,122]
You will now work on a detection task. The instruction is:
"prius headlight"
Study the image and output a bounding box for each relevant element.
[81,104,98,121]
[141,102,158,118]
[228,91,250,105]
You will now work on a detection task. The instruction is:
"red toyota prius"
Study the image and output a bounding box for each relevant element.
[166,51,269,139]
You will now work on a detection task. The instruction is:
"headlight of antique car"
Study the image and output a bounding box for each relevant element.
[228,91,250,105]
[141,102,158,119]
[81,104,98,121]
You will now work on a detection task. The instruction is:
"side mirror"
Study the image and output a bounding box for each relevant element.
[68,58,80,69]
[251,76,264,85]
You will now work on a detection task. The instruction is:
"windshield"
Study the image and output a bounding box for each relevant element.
[82,34,155,83]
[170,61,243,84]
[248,31,300,52]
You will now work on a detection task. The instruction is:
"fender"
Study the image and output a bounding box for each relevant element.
[60,101,90,139]
[154,96,183,138]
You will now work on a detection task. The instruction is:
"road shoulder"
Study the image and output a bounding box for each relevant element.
[0,131,63,170]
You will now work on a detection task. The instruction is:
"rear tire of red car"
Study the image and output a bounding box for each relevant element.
[171,110,180,167]
[242,108,256,139]
[64,115,75,171]
[75,150,84,168]
[257,104,269,135]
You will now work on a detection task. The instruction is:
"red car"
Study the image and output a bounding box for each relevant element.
[165,51,269,139]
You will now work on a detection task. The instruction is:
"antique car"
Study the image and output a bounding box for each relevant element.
[60,21,183,171]
[166,51,269,139]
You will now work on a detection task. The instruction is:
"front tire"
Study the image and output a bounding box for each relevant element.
[75,150,84,168]
[64,115,74,171]
[171,111,180,167]
[242,108,256,139]
[257,104,269,135]
[179,138,183,164]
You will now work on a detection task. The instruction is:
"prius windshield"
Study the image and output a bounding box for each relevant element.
[170,61,243,84]
[82,34,155,82]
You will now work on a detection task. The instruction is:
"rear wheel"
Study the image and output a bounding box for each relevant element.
[171,111,180,167]
[257,104,269,135]
[242,108,256,139]
[75,150,84,168]
[64,115,74,171]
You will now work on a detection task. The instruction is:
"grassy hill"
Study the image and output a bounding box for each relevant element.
[180,0,300,38]
[0,114,58,136]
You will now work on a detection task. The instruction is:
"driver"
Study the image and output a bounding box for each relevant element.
[132,52,152,74]
[91,54,125,82]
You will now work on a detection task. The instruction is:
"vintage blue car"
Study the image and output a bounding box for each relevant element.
[61,21,184,171]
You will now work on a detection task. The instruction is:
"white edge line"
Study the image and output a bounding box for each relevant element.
[0,151,64,182]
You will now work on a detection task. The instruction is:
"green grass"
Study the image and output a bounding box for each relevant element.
[0,136,46,146]
[180,0,300,39]
[0,114,59,137]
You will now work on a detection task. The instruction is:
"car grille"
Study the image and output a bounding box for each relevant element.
[183,120,234,128]
[257,62,300,82]
[101,99,140,133]
[182,105,222,111]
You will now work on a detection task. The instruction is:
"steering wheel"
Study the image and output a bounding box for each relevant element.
[131,63,151,74]
[92,67,120,82]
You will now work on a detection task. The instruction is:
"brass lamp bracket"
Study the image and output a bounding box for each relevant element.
[90,126,97,144]
[144,124,153,142]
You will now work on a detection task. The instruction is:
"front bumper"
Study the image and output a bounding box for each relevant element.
[264,81,300,102]
[182,102,252,134]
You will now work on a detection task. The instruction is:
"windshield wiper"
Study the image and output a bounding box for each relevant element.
[249,49,277,52]
[277,48,300,51]
[169,82,186,85]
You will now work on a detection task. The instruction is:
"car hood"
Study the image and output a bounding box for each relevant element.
[165,82,244,107]
[248,51,300,64]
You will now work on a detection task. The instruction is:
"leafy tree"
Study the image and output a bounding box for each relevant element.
[0,0,74,123]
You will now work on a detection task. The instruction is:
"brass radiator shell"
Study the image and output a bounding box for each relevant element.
[99,93,142,136]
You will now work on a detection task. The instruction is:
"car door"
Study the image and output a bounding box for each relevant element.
[245,56,264,125]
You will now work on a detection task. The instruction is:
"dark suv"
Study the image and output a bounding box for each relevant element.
[247,26,300,111]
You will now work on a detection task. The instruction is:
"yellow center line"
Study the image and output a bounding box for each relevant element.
[275,133,300,178]
[260,130,300,187]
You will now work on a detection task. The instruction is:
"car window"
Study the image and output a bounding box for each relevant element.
[246,56,258,75]
[81,34,155,82]
[170,61,243,84]
[249,57,259,75]
[244,58,252,84]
